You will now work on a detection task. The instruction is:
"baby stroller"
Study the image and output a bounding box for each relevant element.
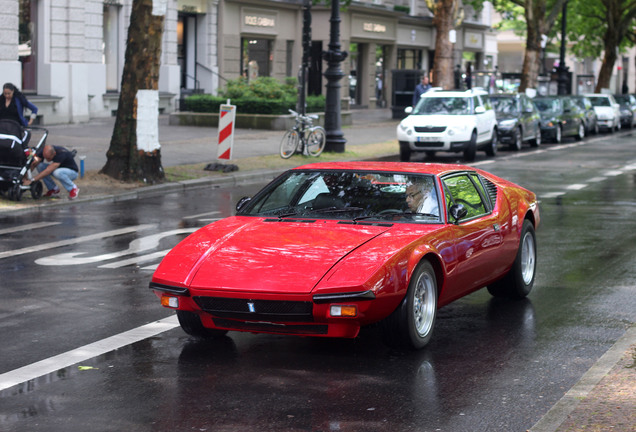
[0,119,48,201]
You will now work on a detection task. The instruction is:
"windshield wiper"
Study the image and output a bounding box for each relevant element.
[311,206,364,214]
[354,211,438,221]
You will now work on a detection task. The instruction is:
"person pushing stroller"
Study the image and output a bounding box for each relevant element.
[24,144,80,200]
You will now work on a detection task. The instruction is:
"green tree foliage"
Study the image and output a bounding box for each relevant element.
[493,0,567,92]
[566,0,636,91]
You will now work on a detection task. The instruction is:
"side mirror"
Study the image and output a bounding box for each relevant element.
[236,196,251,212]
[475,106,486,114]
[404,106,413,114]
[450,203,468,223]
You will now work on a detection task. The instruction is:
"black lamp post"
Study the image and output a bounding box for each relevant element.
[556,0,569,95]
[322,0,348,152]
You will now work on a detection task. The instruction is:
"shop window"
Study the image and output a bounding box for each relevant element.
[241,38,272,78]
[19,0,37,93]
[397,49,422,70]
[103,4,120,92]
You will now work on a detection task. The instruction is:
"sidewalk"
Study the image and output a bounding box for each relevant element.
[1,108,634,432]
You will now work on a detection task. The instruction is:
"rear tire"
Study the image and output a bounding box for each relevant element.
[307,127,326,157]
[463,131,477,161]
[485,129,498,157]
[510,127,522,151]
[280,130,299,159]
[487,220,537,299]
[382,260,437,349]
[177,310,228,339]
[399,142,411,162]
[554,125,562,143]
[530,126,541,147]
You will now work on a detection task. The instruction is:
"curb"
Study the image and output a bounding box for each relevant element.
[529,324,636,432]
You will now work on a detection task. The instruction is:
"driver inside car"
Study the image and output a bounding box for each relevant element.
[405,178,439,216]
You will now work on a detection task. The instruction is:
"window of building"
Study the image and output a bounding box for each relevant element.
[397,48,422,70]
[286,40,294,77]
[103,4,120,92]
[19,0,37,93]
[241,38,272,78]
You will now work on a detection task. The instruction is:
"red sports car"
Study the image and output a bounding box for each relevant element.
[150,162,539,349]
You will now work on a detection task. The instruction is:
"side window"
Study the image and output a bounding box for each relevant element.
[443,174,487,221]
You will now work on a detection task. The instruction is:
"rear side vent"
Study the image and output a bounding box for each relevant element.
[482,177,498,207]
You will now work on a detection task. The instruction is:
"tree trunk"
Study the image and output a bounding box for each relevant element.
[519,0,546,92]
[595,1,620,92]
[431,0,455,90]
[595,43,617,92]
[101,0,165,183]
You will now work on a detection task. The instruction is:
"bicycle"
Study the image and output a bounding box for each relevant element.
[279,109,326,159]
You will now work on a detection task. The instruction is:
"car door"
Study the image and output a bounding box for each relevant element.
[439,173,514,303]
[521,96,538,140]
[473,95,490,143]
[561,97,578,135]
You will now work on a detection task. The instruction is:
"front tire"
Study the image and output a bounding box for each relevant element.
[510,127,522,151]
[382,260,437,349]
[487,220,537,299]
[576,121,585,141]
[177,310,229,339]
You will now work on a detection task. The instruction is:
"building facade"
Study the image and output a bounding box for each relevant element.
[0,0,495,125]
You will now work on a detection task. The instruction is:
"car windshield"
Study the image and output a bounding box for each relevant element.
[413,96,472,115]
[572,98,587,109]
[239,170,442,223]
[491,97,519,115]
[534,98,560,114]
[588,96,611,107]
[614,96,630,106]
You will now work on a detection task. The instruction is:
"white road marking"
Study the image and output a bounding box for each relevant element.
[604,170,624,176]
[98,249,170,269]
[0,224,156,260]
[0,315,179,392]
[182,211,221,220]
[541,192,566,199]
[0,222,62,236]
[35,227,197,266]
[566,184,587,190]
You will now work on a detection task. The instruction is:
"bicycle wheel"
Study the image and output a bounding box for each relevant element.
[280,130,300,159]
[306,127,326,157]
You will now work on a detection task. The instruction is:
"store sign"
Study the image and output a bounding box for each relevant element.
[464,32,483,49]
[178,0,207,13]
[245,15,276,27]
[363,22,386,33]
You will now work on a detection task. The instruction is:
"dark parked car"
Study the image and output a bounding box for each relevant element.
[490,93,541,150]
[571,95,599,134]
[613,94,636,128]
[533,96,585,143]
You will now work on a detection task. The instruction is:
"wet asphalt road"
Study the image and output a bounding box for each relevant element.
[1,132,635,431]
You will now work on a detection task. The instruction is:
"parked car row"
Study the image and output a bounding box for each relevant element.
[397,89,628,162]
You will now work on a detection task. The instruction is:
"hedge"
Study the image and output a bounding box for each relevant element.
[183,76,326,115]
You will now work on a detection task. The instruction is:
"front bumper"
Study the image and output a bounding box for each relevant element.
[150,282,393,339]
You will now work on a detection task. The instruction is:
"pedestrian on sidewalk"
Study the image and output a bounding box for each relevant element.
[412,74,432,106]
[24,144,80,200]
[0,82,38,147]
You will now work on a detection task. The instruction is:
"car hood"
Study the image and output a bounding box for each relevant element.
[593,106,615,115]
[153,217,394,294]
[400,114,475,128]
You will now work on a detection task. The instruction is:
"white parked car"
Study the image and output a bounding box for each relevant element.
[584,94,621,132]
[397,89,498,162]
